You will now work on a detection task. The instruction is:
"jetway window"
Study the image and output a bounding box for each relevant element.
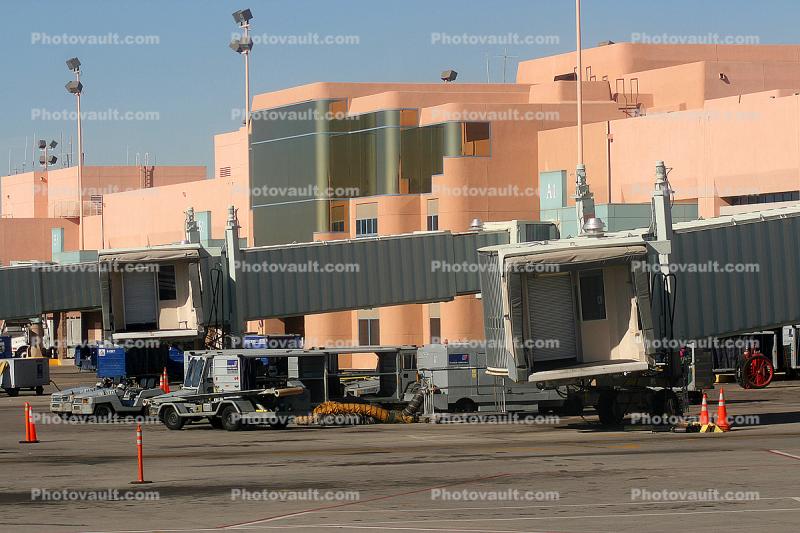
[158,265,177,301]
[579,270,606,321]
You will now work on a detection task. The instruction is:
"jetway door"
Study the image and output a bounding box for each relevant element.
[527,274,578,362]
[123,271,157,328]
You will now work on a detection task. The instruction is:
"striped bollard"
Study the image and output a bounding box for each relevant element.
[130,424,152,484]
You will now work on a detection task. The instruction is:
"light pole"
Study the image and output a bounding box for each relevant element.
[66,57,84,249]
[231,9,254,127]
[573,0,596,234]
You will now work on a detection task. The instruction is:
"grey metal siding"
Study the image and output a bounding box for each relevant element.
[0,264,101,320]
[453,231,509,294]
[240,231,508,320]
[40,267,101,313]
[478,250,507,373]
[239,231,509,320]
[670,216,800,340]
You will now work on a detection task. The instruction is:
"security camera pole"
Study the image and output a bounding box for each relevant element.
[574,0,595,234]
[231,9,254,127]
[66,57,84,249]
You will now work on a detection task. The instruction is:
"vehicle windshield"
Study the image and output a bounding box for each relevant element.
[183,358,204,389]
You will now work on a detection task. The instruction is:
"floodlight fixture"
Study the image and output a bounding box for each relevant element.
[65,80,83,94]
[230,8,254,127]
[441,69,458,83]
[66,57,81,72]
[232,9,253,25]
[49,140,58,149]
[38,139,47,150]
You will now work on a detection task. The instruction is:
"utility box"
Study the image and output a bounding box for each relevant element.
[1,358,50,395]
[213,356,242,392]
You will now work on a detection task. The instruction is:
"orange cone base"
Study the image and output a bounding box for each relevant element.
[700,423,728,433]
[129,480,153,485]
[19,439,40,444]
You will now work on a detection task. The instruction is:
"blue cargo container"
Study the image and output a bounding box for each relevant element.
[74,345,98,371]
[96,346,127,378]
[0,336,10,358]
[168,346,184,377]
[96,345,173,380]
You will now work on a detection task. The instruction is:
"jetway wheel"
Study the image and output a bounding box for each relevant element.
[651,389,683,418]
[743,354,774,389]
[597,391,625,426]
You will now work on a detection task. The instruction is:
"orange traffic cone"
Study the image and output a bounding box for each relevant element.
[20,402,39,444]
[699,393,710,426]
[29,407,39,442]
[715,388,731,432]
[160,367,170,394]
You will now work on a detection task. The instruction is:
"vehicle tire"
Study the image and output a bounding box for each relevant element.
[35,386,44,396]
[94,404,115,422]
[209,417,224,429]
[451,398,478,413]
[220,405,242,431]
[597,391,625,426]
[162,406,185,430]
[5,388,19,397]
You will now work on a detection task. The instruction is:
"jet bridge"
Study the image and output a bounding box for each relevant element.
[0,211,555,345]
[478,196,800,384]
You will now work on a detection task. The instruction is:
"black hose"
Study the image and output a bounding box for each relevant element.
[205,265,224,349]
[402,388,426,417]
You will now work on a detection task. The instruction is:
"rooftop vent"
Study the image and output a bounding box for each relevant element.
[582,217,606,237]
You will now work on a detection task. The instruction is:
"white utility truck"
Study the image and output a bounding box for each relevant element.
[146,350,312,431]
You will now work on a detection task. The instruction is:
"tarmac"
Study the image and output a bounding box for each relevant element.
[1,366,800,532]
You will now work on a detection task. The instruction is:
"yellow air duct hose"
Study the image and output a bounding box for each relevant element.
[296,401,414,425]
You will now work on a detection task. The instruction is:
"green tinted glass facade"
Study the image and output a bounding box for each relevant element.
[250,100,464,246]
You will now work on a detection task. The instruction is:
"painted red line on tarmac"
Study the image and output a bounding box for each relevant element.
[219,472,512,529]
[768,449,800,461]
